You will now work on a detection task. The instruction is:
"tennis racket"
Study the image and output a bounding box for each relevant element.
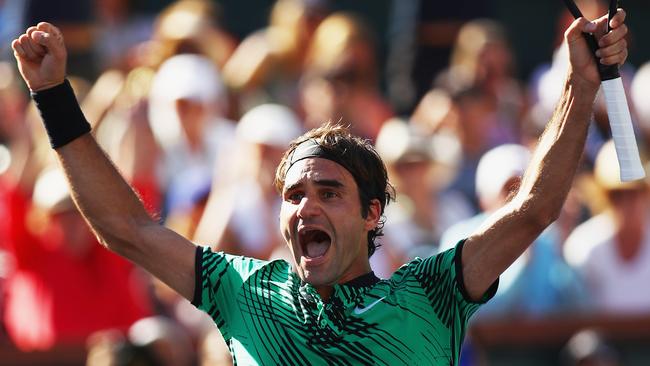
[563,0,645,181]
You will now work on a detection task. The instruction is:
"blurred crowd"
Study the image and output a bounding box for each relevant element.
[1,0,650,365]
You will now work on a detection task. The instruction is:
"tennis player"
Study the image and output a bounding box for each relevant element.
[11,8,628,365]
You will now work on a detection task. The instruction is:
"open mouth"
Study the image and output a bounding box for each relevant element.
[299,229,331,259]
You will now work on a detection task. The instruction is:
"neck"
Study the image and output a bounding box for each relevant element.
[616,226,643,262]
[314,270,378,301]
[315,286,334,301]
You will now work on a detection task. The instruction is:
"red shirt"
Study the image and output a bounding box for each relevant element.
[1,180,152,350]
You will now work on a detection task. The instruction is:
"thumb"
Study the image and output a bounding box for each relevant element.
[564,17,597,44]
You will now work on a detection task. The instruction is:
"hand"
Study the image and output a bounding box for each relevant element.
[11,22,67,92]
[564,9,628,91]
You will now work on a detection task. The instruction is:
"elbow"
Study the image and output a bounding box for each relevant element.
[88,214,152,256]
[533,206,561,229]
[515,194,562,233]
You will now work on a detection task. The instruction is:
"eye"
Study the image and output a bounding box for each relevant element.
[321,190,339,200]
[285,191,304,204]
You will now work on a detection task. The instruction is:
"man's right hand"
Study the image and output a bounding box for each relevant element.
[564,9,628,95]
[11,22,67,92]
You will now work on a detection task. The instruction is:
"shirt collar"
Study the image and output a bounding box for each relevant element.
[298,271,380,308]
[341,271,380,288]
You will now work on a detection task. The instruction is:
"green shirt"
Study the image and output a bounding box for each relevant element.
[192,240,496,365]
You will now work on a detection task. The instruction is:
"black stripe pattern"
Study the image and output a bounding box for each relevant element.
[194,245,491,365]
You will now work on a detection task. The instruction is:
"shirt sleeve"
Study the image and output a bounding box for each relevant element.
[191,246,267,337]
[411,239,498,326]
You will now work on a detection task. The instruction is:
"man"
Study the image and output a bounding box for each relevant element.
[3,167,151,350]
[11,9,629,365]
[564,140,650,314]
[440,144,588,319]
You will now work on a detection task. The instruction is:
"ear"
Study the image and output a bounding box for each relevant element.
[363,199,381,231]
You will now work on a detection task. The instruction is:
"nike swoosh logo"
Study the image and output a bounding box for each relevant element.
[353,296,386,315]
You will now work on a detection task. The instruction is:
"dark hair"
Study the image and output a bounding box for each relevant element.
[275,122,395,257]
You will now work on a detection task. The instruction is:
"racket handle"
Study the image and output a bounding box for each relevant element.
[600,77,646,181]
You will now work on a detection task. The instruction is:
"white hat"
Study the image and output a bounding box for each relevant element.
[148,54,225,149]
[32,167,74,213]
[375,118,433,165]
[236,104,303,148]
[537,43,569,119]
[631,62,650,129]
[475,144,531,202]
[150,54,224,104]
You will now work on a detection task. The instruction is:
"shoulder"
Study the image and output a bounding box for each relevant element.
[193,247,292,306]
[197,246,284,280]
[395,246,460,284]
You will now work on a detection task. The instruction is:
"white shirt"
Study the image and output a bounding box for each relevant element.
[564,212,650,314]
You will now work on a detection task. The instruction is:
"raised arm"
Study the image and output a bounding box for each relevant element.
[460,10,629,300]
[11,23,197,300]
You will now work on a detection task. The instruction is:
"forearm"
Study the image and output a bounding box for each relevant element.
[51,107,196,299]
[485,77,597,255]
[30,79,156,255]
[460,8,629,301]
[55,133,155,254]
[57,134,197,300]
[462,76,597,300]
[516,76,597,223]
[14,22,197,300]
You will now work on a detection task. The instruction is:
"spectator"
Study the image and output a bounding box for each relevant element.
[374,118,473,276]
[437,18,525,139]
[93,0,156,71]
[564,140,650,314]
[86,329,162,366]
[561,329,621,366]
[300,12,394,141]
[149,0,237,70]
[440,144,588,318]
[432,20,523,207]
[441,87,517,209]
[86,325,192,366]
[128,316,195,366]
[222,0,328,111]
[92,67,163,215]
[194,103,303,260]
[2,167,151,350]
[148,53,236,218]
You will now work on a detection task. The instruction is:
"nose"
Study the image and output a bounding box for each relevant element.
[296,195,321,219]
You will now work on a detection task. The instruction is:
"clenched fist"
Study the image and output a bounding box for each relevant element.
[11,22,67,92]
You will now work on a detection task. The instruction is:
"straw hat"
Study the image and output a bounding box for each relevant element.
[594,140,647,191]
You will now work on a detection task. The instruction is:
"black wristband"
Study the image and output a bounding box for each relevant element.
[31,79,92,149]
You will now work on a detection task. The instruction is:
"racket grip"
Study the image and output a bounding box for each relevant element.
[600,77,646,181]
